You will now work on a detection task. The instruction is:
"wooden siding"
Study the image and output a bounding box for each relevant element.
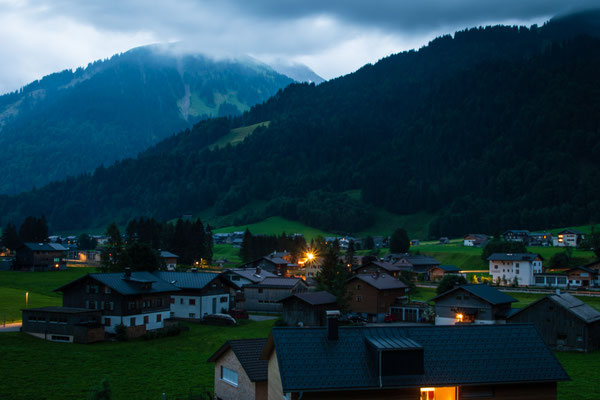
[281,297,337,326]
[346,280,406,318]
[508,297,600,352]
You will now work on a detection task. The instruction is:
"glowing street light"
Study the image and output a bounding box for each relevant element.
[25,292,28,308]
[306,252,315,261]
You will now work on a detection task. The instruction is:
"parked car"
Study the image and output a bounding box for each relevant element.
[342,312,367,325]
[228,310,249,319]
[384,313,398,323]
[203,313,237,325]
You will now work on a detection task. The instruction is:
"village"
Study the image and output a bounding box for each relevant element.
[1,223,599,400]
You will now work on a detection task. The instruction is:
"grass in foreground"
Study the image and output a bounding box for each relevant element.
[556,351,600,399]
[0,320,275,400]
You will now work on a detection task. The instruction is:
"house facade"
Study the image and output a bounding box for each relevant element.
[430,284,517,325]
[353,261,402,277]
[488,253,543,286]
[55,270,179,337]
[534,273,569,288]
[21,307,104,343]
[208,339,268,400]
[429,265,460,281]
[15,242,68,271]
[502,230,530,244]
[383,253,441,276]
[279,291,338,327]
[553,229,585,247]
[160,251,179,270]
[244,277,308,312]
[566,267,598,288]
[152,271,231,320]
[346,274,408,322]
[463,234,489,247]
[508,292,600,352]
[260,323,569,400]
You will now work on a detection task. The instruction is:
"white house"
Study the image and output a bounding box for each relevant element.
[463,234,489,247]
[487,253,543,286]
[552,229,585,247]
[152,271,231,320]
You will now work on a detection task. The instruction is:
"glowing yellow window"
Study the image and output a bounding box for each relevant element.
[420,387,457,400]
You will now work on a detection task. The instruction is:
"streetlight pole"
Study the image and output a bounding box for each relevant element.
[25,292,29,308]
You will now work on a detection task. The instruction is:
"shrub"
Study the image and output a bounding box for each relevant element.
[114,323,127,342]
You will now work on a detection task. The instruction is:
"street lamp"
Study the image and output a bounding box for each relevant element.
[25,292,28,308]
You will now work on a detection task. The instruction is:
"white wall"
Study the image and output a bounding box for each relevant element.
[169,294,229,319]
[489,260,535,286]
[102,310,170,334]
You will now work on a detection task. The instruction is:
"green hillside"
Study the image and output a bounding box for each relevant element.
[214,216,335,241]
[209,121,270,150]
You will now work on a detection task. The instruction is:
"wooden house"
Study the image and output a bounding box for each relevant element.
[430,284,517,325]
[21,307,104,343]
[566,266,598,288]
[346,273,408,322]
[553,229,585,247]
[243,277,308,313]
[502,229,530,244]
[279,291,338,326]
[208,338,268,400]
[15,242,68,271]
[55,269,179,338]
[152,271,232,320]
[353,261,402,277]
[463,233,489,247]
[260,322,569,399]
[508,292,600,352]
[384,253,440,276]
[428,265,460,281]
[159,251,179,270]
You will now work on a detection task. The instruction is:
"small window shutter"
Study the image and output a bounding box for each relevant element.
[85,300,89,308]
[110,302,114,310]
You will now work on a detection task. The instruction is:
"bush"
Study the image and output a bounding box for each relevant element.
[436,274,468,295]
[114,323,127,342]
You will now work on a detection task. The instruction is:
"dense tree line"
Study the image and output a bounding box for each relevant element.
[1,216,49,250]
[239,229,307,263]
[1,14,600,236]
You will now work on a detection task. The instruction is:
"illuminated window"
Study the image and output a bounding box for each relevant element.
[456,313,463,322]
[421,388,435,400]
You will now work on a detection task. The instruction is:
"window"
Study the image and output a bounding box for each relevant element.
[494,265,498,269]
[130,317,136,326]
[515,263,520,268]
[144,316,149,324]
[220,297,228,303]
[189,299,196,305]
[189,313,196,318]
[180,298,184,305]
[110,302,114,311]
[156,314,162,322]
[258,288,263,294]
[128,302,136,310]
[221,366,238,386]
[516,269,520,275]
[104,286,111,294]
[104,318,111,326]
[356,295,362,302]
[356,284,362,290]
[157,299,162,307]
[170,298,175,304]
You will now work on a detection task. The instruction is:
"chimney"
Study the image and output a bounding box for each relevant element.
[124,268,132,279]
[256,267,261,275]
[326,310,341,341]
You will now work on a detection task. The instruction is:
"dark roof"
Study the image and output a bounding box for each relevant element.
[152,271,219,289]
[400,255,440,266]
[509,292,600,324]
[566,266,597,274]
[225,268,277,284]
[263,324,569,392]
[207,338,268,382]
[432,265,460,272]
[558,229,584,235]
[280,291,337,305]
[55,271,180,295]
[356,261,402,272]
[430,284,517,305]
[160,251,179,258]
[350,274,408,290]
[246,277,307,289]
[487,253,541,261]
[21,242,67,251]
[503,230,530,234]
[22,306,97,314]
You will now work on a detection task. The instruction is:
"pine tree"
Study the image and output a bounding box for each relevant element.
[1,223,21,251]
[389,228,410,253]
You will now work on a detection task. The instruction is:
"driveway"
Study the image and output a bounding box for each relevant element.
[0,322,21,332]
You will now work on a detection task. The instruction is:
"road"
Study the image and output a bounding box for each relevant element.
[0,322,21,332]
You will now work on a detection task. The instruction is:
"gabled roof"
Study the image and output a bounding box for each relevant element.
[432,265,460,273]
[152,271,219,290]
[349,274,408,291]
[400,255,440,266]
[159,251,179,258]
[487,253,542,261]
[207,338,268,382]
[245,277,307,289]
[354,261,402,273]
[280,291,337,306]
[503,230,530,234]
[558,229,584,235]
[55,271,180,296]
[21,242,67,251]
[566,266,597,274]
[510,292,600,324]
[224,268,277,284]
[262,325,569,392]
[430,284,517,305]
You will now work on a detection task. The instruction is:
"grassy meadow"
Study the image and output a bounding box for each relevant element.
[213,216,336,241]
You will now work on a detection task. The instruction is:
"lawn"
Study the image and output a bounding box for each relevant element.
[212,244,242,266]
[209,121,270,150]
[556,351,600,399]
[214,216,336,241]
[0,320,275,400]
[0,268,95,323]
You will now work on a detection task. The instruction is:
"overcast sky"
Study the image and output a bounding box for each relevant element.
[0,0,597,94]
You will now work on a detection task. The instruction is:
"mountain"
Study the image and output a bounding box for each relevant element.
[266,59,325,84]
[1,10,600,236]
[0,45,294,194]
